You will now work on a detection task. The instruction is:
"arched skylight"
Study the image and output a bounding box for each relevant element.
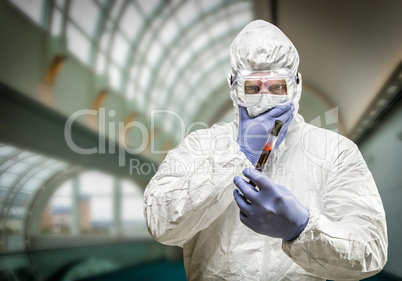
[0,142,148,253]
[0,143,69,252]
[9,0,253,146]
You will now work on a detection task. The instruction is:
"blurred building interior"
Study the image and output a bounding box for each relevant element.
[0,0,401,280]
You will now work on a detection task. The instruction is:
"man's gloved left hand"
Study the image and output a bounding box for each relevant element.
[233,168,309,241]
[236,104,294,166]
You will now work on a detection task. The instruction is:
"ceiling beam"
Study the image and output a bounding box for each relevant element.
[0,82,155,187]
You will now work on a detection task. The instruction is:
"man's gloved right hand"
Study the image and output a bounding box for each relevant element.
[237,104,294,166]
[233,168,309,241]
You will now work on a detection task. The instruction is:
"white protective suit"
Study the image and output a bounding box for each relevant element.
[144,20,388,281]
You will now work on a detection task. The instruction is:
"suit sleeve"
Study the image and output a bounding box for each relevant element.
[282,138,388,280]
[143,123,249,247]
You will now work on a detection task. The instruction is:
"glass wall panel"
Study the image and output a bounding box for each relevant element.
[79,171,113,235]
[137,0,159,17]
[70,0,99,37]
[111,33,129,68]
[40,180,72,235]
[121,180,147,237]
[120,4,143,41]
[66,23,91,64]
[10,0,43,25]
[0,144,70,252]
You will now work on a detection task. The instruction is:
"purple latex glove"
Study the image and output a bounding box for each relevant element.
[237,104,294,166]
[233,168,309,241]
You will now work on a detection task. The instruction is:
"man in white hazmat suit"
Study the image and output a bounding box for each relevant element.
[143,20,388,280]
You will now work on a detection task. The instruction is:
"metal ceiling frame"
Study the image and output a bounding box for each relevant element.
[0,82,156,184]
[24,165,81,281]
[122,0,182,103]
[0,158,49,252]
[141,0,244,111]
[5,0,255,157]
[104,0,129,76]
[166,29,242,116]
[90,0,113,69]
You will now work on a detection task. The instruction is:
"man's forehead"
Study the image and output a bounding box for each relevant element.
[245,72,287,83]
[247,70,287,78]
[250,71,275,77]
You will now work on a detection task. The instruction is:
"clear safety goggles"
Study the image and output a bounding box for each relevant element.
[230,68,299,108]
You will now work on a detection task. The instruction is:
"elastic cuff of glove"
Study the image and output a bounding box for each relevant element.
[282,207,319,247]
[285,214,309,242]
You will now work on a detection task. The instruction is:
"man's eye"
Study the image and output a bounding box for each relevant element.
[245,85,259,93]
[269,84,287,94]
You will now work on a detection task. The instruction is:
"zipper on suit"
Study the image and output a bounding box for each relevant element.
[260,153,277,281]
[261,236,270,281]
[260,148,283,280]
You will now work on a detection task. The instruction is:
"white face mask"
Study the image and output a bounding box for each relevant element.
[245,95,288,117]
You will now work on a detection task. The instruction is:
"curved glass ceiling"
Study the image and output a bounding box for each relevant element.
[0,143,70,252]
[10,0,253,143]
[0,142,148,253]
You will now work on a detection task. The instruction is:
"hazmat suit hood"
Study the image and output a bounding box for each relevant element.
[228,20,304,148]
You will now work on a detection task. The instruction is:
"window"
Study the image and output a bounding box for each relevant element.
[120,4,143,41]
[121,180,147,236]
[109,64,122,90]
[40,180,72,234]
[10,0,43,25]
[51,8,63,36]
[80,171,113,235]
[40,171,148,238]
[175,1,197,27]
[111,33,129,68]
[70,0,99,37]
[110,1,125,20]
[158,19,178,45]
[96,51,106,74]
[137,0,158,18]
[66,23,91,64]
[0,143,68,253]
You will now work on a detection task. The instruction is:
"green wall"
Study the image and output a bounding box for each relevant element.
[358,97,402,277]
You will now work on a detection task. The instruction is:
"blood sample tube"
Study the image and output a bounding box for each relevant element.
[250,120,284,187]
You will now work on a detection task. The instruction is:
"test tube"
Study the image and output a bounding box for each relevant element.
[250,120,284,187]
